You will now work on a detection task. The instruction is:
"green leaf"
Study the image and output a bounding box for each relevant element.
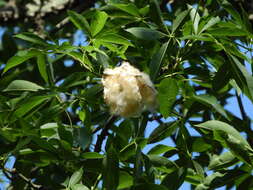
[172,10,190,33]
[148,144,177,155]
[74,127,92,150]
[2,32,17,60]
[96,33,133,46]
[103,145,119,190]
[15,32,49,46]
[110,3,140,17]
[126,27,167,41]
[158,78,179,118]
[81,152,104,159]
[207,27,248,36]
[68,168,84,187]
[3,49,40,74]
[150,0,168,33]
[148,121,179,144]
[195,120,253,165]
[118,171,133,189]
[229,55,253,102]
[37,53,48,83]
[193,94,228,119]
[71,184,89,190]
[212,63,230,91]
[221,0,242,25]
[120,138,147,161]
[192,138,212,152]
[40,123,58,138]
[161,167,186,190]
[196,170,246,190]
[132,184,168,190]
[4,80,44,92]
[14,95,52,118]
[68,10,90,36]
[90,11,108,37]
[189,5,200,34]
[65,51,93,71]
[208,151,238,170]
[149,41,169,81]
[199,16,220,34]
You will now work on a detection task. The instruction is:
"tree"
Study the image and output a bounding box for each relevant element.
[0,0,253,189]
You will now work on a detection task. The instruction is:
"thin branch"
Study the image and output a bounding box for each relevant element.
[1,166,42,190]
[236,92,248,121]
[49,0,96,35]
[94,116,117,152]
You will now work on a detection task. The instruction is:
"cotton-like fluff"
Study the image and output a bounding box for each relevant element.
[102,62,157,117]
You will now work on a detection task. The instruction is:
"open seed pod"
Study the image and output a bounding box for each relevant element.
[102,62,158,117]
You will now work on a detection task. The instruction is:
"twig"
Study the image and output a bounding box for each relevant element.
[94,116,117,152]
[49,0,96,35]
[1,166,42,189]
[236,92,248,121]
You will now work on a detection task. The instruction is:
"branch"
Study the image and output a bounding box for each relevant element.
[236,92,248,121]
[1,166,42,189]
[49,0,96,35]
[94,116,117,152]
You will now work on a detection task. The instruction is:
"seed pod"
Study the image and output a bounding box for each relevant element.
[102,62,157,117]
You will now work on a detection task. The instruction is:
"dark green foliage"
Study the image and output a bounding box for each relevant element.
[0,0,253,189]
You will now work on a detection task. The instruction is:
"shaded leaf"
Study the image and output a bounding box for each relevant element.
[103,145,119,190]
[14,95,52,118]
[126,27,166,41]
[4,80,44,92]
[158,78,179,118]
[149,41,169,81]
[132,184,167,190]
[193,94,228,118]
[148,121,179,144]
[74,127,92,150]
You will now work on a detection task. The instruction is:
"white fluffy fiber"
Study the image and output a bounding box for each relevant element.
[102,62,157,117]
